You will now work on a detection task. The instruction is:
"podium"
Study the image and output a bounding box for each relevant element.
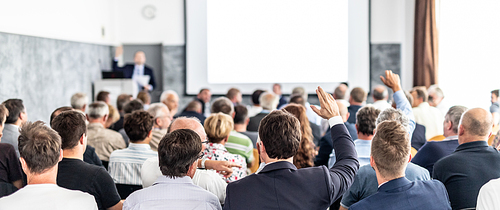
[94,79,138,105]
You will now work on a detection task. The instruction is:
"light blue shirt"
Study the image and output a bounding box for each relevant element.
[393,90,416,138]
[353,139,372,166]
[124,176,222,210]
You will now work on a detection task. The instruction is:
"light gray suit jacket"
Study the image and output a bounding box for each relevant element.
[2,124,20,157]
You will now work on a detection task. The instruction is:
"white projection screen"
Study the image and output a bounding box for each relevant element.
[186,0,369,95]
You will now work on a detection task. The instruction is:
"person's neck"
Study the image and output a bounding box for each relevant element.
[253,104,261,107]
[131,138,151,145]
[374,168,404,186]
[62,148,83,160]
[357,133,373,140]
[458,135,488,145]
[350,102,363,106]
[88,119,105,126]
[443,130,457,138]
[264,157,293,165]
[234,124,247,132]
[27,166,58,185]
[12,119,22,127]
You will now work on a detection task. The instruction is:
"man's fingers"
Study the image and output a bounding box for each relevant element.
[316,88,327,108]
[380,75,386,84]
[311,105,321,116]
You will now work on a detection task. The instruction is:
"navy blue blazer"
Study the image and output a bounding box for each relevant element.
[223,123,359,210]
[112,60,156,89]
[350,177,451,210]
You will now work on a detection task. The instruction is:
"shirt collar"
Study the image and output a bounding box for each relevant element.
[418,102,430,108]
[153,175,193,185]
[88,123,104,128]
[128,143,153,150]
[443,135,458,141]
[456,141,489,152]
[206,143,227,151]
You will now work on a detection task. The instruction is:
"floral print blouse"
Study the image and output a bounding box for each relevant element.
[203,142,247,183]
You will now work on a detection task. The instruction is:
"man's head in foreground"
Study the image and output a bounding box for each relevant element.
[158,129,201,179]
[257,110,300,163]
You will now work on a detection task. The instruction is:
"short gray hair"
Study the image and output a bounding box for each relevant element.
[87,101,109,119]
[211,97,234,115]
[292,87,308,101]
[376,107,410,132]
[259,92,279,110]
[160,90,178,103]
[147,103,169,119]
[372,86,388,101]
[71,93,88,109]
[445,105,468,134]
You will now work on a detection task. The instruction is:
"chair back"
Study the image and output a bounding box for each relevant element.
[428,135,445,142]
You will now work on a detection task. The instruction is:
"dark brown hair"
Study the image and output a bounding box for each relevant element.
[2,99,24,124]
[356,106,381,136]
[51,110,87,150]
[258,110,300,160]
[18,121,61,174]
[96,91,110,102]
[350,87,366,103]
[158,129,201,178]
[124,110,154,142]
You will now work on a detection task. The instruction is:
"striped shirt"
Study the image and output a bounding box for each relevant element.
[108,143,158,185]
[225,131,254,164]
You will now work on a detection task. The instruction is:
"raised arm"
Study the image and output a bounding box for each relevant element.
[312,86,359,203]
[380,70,416,136]
[112,46,125,71]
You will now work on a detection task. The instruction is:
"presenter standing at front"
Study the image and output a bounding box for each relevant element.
[113,46,156,91]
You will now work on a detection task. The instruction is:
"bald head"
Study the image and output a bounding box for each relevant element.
[459,108,492,143]
[333,84,348,100]
[134,51,146,65]
[373,85,388,101]
[336,101,348,122]
[168,117,206,141]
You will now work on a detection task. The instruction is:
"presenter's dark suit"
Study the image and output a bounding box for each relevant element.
[112,60,156,89]
[349,177,451,210]
[223,123,359,210]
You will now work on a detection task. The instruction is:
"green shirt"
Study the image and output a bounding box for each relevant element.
[226,130,254,164]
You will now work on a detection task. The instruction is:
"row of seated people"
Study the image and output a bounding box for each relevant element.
[2,71,500,209]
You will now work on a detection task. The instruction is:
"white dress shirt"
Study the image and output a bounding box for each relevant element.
[371,100,392,111]
[413,102,444,140]
[477,178,500,210]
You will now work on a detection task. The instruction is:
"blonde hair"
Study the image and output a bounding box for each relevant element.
[204,113,233,143]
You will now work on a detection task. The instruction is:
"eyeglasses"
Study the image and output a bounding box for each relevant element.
[198,152,204,159]
[201,140,209,145]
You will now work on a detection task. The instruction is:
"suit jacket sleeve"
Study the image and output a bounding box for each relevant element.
[145,67,156,89]
[327,123,359,203]
[112,59,125,72]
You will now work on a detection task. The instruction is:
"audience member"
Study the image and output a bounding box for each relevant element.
[177,100,206,124]
[119,99,144,145]
[86,102,125,167]
[233,105,258,148]
[273,83,287,108]
[136,91,151,110]
[314,100,357,167]
[0,121,97,209]
[411,86,444,139]
[226,88,242,105]
[428,84,449,114]
[477,177,500,210]
[351,106,380,166]
[160,90,179,116]
[490,89,500,125]
[212,97,255,166]
[283,104,316,169]
[108,110,157,199]
[0,104,22,196]
[52,110,122,210]
[349,121,450,210]
[371,85,391,111]
[111,93,132,132]
[1,99,28,157]
[125,129,222,210]
[247,89,264,117]
[395,91,427,150]
[104,104,120,129]
[70,92,88,112]
[146,103,172,151]
[291,87,322,126]
[50,106,102,167]
[197,88,212,117]
[333,83,350,107]
[203,113,247,182]
[247,91,279,131]
[433,108,500,210]
[347,87,366,124]
[96,91,111,105]
[141,117,239,204]
[223,87,358,209]
[288,95,322,146]
[411,105,467,176]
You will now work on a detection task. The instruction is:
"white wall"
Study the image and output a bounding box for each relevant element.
[113,0,185,45]
[370,0,415,90]
[0,0,115,45]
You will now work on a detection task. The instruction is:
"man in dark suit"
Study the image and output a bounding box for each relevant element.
[273,83,287,108]
[224,87,359,210]
[349,121,451,210]
[433,108,500,210]
[177,100,206,125]
[112,46,156,90]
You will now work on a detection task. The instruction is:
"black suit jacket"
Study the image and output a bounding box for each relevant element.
[247,112,268,132]
[112,60,156,89]
[224,123,359,210]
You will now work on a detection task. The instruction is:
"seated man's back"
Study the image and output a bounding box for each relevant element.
[0,184,97,210]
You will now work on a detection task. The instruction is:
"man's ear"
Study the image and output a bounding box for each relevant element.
[155,118,162,127]
[59,149,63,161]
[79,134,85,145]
[345,112,350,122]
[82,104,86,112]
[19,157,28,174]
[103,114,108,122]
[86,114,90,121]
[245,118,250,125]
[458,124,465,136]
[147,130,153,138]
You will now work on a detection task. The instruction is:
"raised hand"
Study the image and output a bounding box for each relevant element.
[311,86,339,119]
[115,46,123,58]
[380,70,402,92]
